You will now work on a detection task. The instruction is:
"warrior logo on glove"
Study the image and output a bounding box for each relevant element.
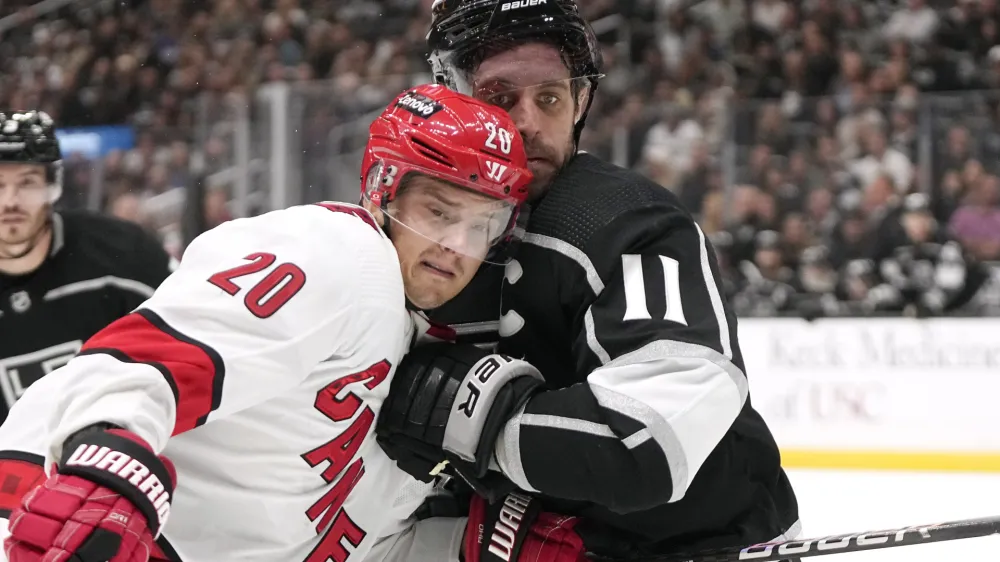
[5,425,176,562]
[464,492,588,562]
[64,440,172,530]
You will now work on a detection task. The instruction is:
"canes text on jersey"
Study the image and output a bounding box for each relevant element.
[300,359,393,562]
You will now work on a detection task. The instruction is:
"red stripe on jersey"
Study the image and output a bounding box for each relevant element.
[313,202,380,232]
[0,451,45,517]
[81,309,225,435]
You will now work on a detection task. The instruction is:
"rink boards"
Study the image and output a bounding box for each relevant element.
[786,469,1000,561]
[741,318,1000,560]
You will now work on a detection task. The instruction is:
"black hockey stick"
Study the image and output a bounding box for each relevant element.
[589,515,1000,562]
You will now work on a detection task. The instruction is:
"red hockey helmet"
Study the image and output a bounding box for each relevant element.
[361,84,531,264]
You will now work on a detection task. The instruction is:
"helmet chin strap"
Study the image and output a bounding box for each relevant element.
[0,217,51,261]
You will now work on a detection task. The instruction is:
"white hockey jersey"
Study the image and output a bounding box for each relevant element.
[0,203,465,562]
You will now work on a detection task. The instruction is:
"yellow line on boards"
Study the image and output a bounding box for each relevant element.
[781,449,1000,473]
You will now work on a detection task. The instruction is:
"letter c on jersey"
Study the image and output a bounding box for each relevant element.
[499,259,525,338]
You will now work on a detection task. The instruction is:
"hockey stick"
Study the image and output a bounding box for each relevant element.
[588,515,1000,562]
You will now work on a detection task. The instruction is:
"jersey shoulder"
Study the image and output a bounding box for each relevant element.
[60,209,164,259]
[183,202,402,308]
[57,210,171,282]
[528,153,691,253]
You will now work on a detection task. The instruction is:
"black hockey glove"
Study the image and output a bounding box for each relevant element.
[376,342,544,502]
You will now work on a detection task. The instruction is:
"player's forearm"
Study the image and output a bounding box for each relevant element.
[493,384,672,511]
[23,352,177,461]
[495,354,745,512]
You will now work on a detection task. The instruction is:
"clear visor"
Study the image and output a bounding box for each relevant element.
[0,164,61,207]
[364,161,519,266]
[433,47,602,102]
[474,75,601,117]
[429,4,604,101]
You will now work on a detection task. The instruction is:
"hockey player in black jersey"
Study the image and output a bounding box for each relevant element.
[0,110,174,423]
[375,2,800,561]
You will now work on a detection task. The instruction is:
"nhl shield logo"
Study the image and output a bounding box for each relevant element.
[10,291,31,314]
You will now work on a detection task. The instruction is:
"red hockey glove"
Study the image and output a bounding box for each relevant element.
[464,492,587,562]
[5,426,176,562]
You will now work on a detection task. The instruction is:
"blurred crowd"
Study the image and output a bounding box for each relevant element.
[2,0,1000,316]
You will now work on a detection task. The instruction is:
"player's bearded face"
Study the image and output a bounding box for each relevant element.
[471,43,587,202]
[0,164,50,256]
[386,176,508,309]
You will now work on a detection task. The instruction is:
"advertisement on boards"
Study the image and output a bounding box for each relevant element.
[55,125,135,159]
[739,318,1000,469]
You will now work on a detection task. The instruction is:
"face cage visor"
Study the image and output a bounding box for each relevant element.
[363,159,521,266]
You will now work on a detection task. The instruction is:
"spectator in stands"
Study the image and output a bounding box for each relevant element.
[643,105,704,182]
[885,0,940,44]
[849,126,914,194]
[794,246,840,316]
[733,230,797,316]
[2,0,996,316]
[949,173,1000,261]
[107,192,146,226]
[779,212,814,271]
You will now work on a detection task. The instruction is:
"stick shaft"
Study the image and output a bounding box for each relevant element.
[591,516,1000,562]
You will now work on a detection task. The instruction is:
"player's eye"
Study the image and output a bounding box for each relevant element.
[486,93,514,110]
[427,205,449,221]
[537,93,560,106]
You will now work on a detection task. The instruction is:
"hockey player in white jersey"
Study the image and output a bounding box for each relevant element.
[0,83,532,562]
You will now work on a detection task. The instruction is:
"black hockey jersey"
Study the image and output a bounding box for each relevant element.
[0,211,174,423]
[431,153,799,558]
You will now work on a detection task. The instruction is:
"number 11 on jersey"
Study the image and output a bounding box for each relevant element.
[621,254,687,325]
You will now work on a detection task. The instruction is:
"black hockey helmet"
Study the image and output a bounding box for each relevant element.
[0,110,64,203]
[426,0,603,143]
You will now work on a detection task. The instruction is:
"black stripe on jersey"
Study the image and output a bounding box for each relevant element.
[0,451,45,518]
[137,308,225,429]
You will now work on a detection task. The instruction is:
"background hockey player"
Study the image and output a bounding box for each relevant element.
[0,110,175,423]
[0,85,532,562]
[374,2,801,561]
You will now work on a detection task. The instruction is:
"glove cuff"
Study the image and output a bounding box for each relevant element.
[443,355,543,464]
[59,426,176,536]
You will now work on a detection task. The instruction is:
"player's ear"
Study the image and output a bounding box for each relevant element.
[361,198,386,228]
[574,83,591,124]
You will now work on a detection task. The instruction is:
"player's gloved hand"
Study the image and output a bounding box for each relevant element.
[376,342,543,501]
[5,425,177,562]
[464,492,587,562]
